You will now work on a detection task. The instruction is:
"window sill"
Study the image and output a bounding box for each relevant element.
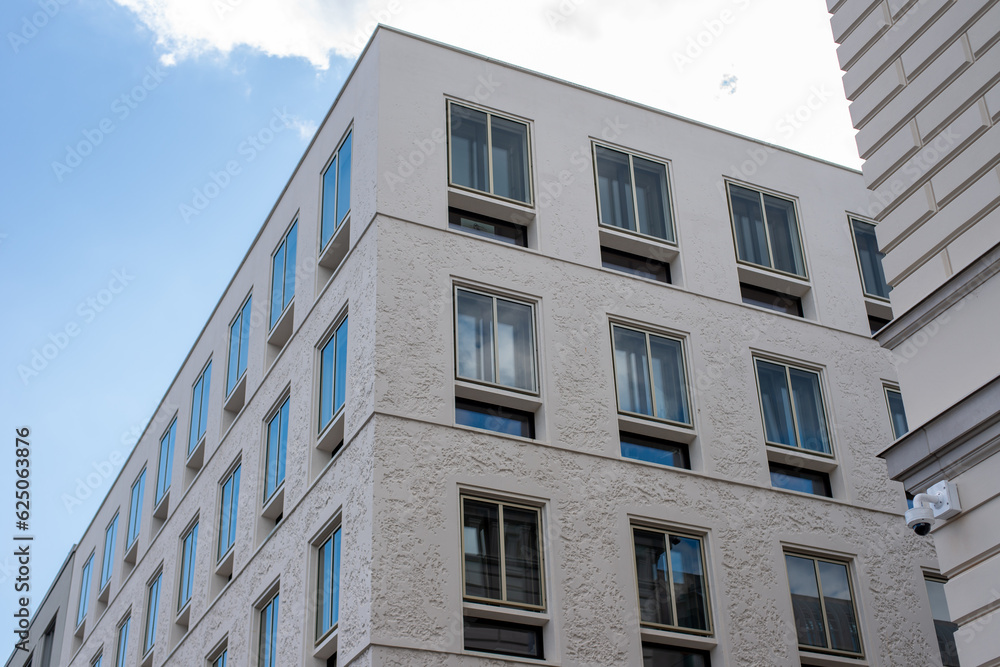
[736,262,810,297]
[799,650,867,666]
[176,600,191,627]
[73,618,85,638]
[317,409,345,453]
[97,582,110,603]
[313,626,338,660]
[863,296,892,321]
[455,380,542,413]
[618,414,696,444]
[765,445,837,472]
[124,538,138,564]
[640,627,717,652]
[319,217,350,271]
[261,485,285,520]
[186,435,206,470]
[223,373,247,414]
[267,300,294,351]
[153,491,170,520]
[140,647,154,667]
[216,546,235,578]
[599,225,678,262]
[463,601,548,626]
[448,187,536,226]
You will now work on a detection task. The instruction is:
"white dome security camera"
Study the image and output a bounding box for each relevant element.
[905,481,961,536]
[905,506,934,536]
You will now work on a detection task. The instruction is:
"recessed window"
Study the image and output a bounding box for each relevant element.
[868,315,890,335]
[77,552,94,627]
[126,469,146,549]
[100,513,118,591]
[740,283,802,317]
[218,465,240,561]
[188,361,211,456]
[594,144,675,243]
[884,387,909,440]
[91,651,103,667]
[642,643,711,666]
[784,553,863,657]
[455,288,537,393]
[449,208,527,247]
[115,615,130,667]
[227,296,252,396]
[464,616,543,660]
[211,649,228,667]
[178,522,198,610]
[769,462,831,497]
[448,102,532,205]
[264,398,290,503]
[924,576,959,667]
[316,526,342,641]
[258,593,280,667]
[612,324,691,426]
[728,183,806,277]
[269,221,297,330]
[754,359,831,455]
[850,218,890,300]
[455,398,535,439]
[632,526,711,633]
[321,130,352,250]
[155,419,176,506]
[601,246,671,283]
[143,571,162,655]
[319,318,348,433]
[620,432,689,469]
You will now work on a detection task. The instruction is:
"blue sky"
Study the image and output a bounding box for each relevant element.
[1,0,859,631]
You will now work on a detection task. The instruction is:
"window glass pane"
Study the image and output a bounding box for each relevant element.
[491,116,530,203]
[503,507,542,607]
[464,617,543,659]
[283,223,296,312]
[926,579,959,667]
[620,433,689,469]
[179,524,197,608]
[853,219,889,299]
[227,315,241,394]
[817,560,861,654]
[317,529,341,637]
[456,290,496,384]
[886,389,908,440]
[455,399,534,438]
[212,650,227,667]
[449,209,527,247]
[463,499,501,600]
[144,573,160,653]
[101,515,118,589]
[596,146,635,232]
[128,471,145,546]
[633,156,672,242]
[334,318,348,413]
[495,298,535,392]
[259,595,278,667]
[756,361,795,446]
[115,617,129,667]
[321,155,338,249]
[450,105,489,193]
[78,555,93,626]
[239,298,252,379]
[336,132,352,225]
[649,334,689,424]
[763,194,804,276]
[269,239,285,330]
[198,363,211,445]
[730,185,769,267]
[155,421,175,504]
[265,400,288,501]
[614,326,653,416]
[788,368,831,454]
[785,555,826,649]
[320,333,335,431]
[634,529,672,627]
[670,536,708,631]
[642,642,710,667]
[739,283,802,317]
[189,375,204,455]
[600,247,670,283]
[219,466,240,558]
[770,463,831,497]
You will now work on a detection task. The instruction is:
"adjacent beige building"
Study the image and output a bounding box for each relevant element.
[826,0,1000,665]
[8,26,957,667]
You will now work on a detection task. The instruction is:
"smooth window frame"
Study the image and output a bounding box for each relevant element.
[77,552,95,628]
[883,385,909,441]
[143,569,162,657]
[317,314,349,435]
[262,395,290,505]
[268,219,298,332]
[849,216,891,302]
[155,418,177,507]
[611,322,694,429]
[320,127,353,252]
[784,551,865,659]
[592,141,678,245]
[226,294,253,398]
[114,614,131,667]
[126,469,146,549]
[314,523,342,645]
[100,513,119,591]
[217,462,241,562]
[178,520,198,612]
[257,591,280,667]
[188,359,212,457]
[726,181,808,280]
[752,356,834,458]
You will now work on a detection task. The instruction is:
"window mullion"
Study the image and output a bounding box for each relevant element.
[759,191,775,269]
[491,296,500,386]
[814,558,833,650]
[665,532,678,629]
[486,113,495,196]
[785,365,803,448]
[629,154,640,234]
[645,332,658,419]
[498,503,508,603]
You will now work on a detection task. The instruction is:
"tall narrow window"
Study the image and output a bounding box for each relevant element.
[269,221,297,330]
[884,387,909,440]
[316,526,342,641]
[612,324,691,425]
[227,296,252,396]
[212,650,227,667]
[594,144,674,242]
[925,576,959,667]
[632,526,711,633]
[77,553,94,627]
[101,513,118,590]
[258,593,279,667]
[188,361,211,455]
[321,130,352,250]
[91,653,103,667]
[143,571,161,655]
[218,465,241,560]
[39,622,54,667]
[449,102,532,205]
[115,616,130,667]
[455,289,537,393]
[264,399,290,502]
[728,183,806,277]
[319,318,348,433]
[178,522,198,610]
[155,419,176,505]
[462,497,544,609]
[784,553,863,657]
[755,359,831,455]
[126,469,146,548]
[850,218,890,300]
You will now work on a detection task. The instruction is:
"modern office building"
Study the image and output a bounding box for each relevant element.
[826,1,1000,665]
[8,26,956,667]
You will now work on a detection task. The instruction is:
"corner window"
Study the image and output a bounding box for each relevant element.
[143,571,162,655]
[218,464,240,561]
[632,526,711,633]
[612,324,691,426]
[924,576,959,667]
[884,386,908,440]
[269,221,297,330]
[784,553,863,657]
[455,288,537,393]
[126,469,146,549]
[178,522,198,610]
[188,361,211,456]
[448,102,532,205]
[850,218,890,300]
[101,513,118,590]
[316,526,342,641]
[594,144,674,243]
[728,183,805,277]
[318,317,348,433]
[264,398,289,503]
[258,592,279,667]
[754,359,831,455]
[77,553,94,627]
[155,419,176,506]
[321,130,352,250]
[227,296,252,396]
[115,615,130,667]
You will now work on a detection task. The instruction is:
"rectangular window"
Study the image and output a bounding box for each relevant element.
[785,553,863,656]
[455,288,537,393]
[227,296,252,396]
[620,432,689,469]
[77,553,94,627]
[740,283,803,317]
[632,526,711,633]
[115,616,130,667]
[755,359,831,455]
[321,130,352,250]
[594,144,674,243]
[269,221,297,330]
[218,465,240,560]
[316,527,342,640]
[126,469,146,548]
[925,576,959,667]
[449,208,527,247]
[728,183,806,277]
[258,593,279,667]
[851,218,890,300]
[601,247,671,284]
[449,102,532,205]
[91,653,103,667]
[212,650,227,667]
[769,463,831,497]
[319,318,348,433]
[178,522,198,610]
[40,623,54,667]
[455,398,535,439]
[188,361,211,456]
[264,398,290,502]
[101,513,118,590]
[612,324,691,425]
[155,419,176,505]
[464,616,543,660]
[144,572,161,655]
[884,387,909,440]
[642,643,711,666]
[462,497,544,610]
